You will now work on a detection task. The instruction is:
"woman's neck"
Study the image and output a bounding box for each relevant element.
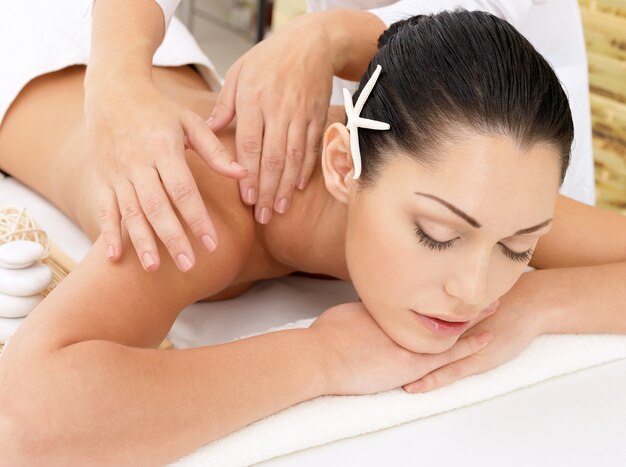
[257,107,350,281]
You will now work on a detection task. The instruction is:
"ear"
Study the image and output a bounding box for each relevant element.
[321,123,357,204]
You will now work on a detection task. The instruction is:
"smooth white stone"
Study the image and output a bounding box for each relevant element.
[0,263,52,296]
[0,292,42,318]
[0,240,45,269]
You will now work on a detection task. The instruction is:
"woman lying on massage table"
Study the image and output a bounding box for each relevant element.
[0,10,625,465]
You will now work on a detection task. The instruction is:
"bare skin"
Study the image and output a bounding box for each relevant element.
[1,65,625,465]
[0,65,343,295]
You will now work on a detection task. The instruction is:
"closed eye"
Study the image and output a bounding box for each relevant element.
[414,226,456,251]
[414,226,534,263]
[498,244,534,263]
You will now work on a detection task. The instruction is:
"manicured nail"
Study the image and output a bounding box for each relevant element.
[106,245,115,259]
[202,234,217,252]
[230,161,246,171]
[275,197,288,214]
[409,381,425,393]
[297,177,308,190]
[246,187,257,205]
[206,116,215,126]
[257,207,271,224]
[177,253,193,272]
[142,252,156,271]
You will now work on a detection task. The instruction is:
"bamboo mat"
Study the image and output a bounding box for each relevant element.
[579,0,626,214]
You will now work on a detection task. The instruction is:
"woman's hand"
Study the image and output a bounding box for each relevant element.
[208,13,336,225]
[84,78,247,273]
[402,272,545,393]
[308,302,493,396]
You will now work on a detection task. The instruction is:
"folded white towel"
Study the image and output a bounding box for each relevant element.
[172,320,626,467]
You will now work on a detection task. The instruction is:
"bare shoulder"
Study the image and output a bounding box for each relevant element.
[6,193,254,358]
[531,195,626,269]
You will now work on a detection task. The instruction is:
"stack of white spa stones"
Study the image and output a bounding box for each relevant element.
[0,240,51,318]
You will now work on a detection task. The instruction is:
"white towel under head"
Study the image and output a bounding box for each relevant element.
[171,319,626,466]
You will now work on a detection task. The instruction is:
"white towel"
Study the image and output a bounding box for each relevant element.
[172,320,626,467]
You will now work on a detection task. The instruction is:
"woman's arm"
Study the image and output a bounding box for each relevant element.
[0,233,488,464]
[0,210,330,464]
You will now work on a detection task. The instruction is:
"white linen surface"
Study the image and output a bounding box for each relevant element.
[173,328,626,467]
[1,174,625,467]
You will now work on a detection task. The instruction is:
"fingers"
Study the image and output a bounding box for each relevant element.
[132,166,201,273]
[155,155,218,253]
[254,118,289,224]
[98,185,123,262]
[404,332,493,393]
[207,60,241,132]
[114,178,161,272]
[296,119,324,191]
[235,106,264,207]
[183,112,247,179]
[404,352,483,394]
[272,120,306,215]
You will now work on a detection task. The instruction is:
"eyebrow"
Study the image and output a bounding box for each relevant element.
[511,218,553,235]
[414,192,553,235]
[415,192,481,228]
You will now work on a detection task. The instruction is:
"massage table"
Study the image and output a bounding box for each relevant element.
[1,172,625,466]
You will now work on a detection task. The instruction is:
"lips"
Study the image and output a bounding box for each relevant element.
[412,311,471,337]
[411,300,499,337]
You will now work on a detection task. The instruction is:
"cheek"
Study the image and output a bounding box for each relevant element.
[345,201,420,308]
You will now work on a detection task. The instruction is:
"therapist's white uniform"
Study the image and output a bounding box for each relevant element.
[0,0,594,205]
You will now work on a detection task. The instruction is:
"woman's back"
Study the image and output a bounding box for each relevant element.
[0,64,347,302]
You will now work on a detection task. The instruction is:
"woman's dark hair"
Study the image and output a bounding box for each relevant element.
[351,10,573,186]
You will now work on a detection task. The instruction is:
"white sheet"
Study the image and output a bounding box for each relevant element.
[174,324,626,466]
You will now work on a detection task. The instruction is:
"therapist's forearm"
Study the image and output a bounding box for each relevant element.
[4,329,328,465]
[535,262,626,334]
[85,0,166,90]
[303,10,387,82]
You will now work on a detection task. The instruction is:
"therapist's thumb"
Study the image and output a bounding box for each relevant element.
[207,62,241,132]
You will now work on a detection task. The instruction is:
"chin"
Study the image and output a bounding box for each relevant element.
[398,332,459,354]
[377,315,460,354]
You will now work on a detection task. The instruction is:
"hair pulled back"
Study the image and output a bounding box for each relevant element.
[351,10,573,186]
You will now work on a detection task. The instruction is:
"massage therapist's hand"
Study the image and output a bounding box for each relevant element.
[208,14,334,225]
[309,302,493,396]
[84,78,247,273]
[208,10,385,224]
[403,272,545,393]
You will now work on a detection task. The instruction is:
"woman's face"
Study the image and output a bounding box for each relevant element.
[344,133,562,354]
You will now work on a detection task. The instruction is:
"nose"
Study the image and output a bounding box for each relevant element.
[443,249,490,306]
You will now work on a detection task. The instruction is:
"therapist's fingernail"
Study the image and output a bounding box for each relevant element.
[142,252,156,271]
[206,117,215,126]
[257,207,271,224]
[177,253,193,272]
[275,198,288,214]
[106,245,115,259]
[230,161,246,171]
[297,177,308,190]
[246,187,257,205]
[202,235,217,253]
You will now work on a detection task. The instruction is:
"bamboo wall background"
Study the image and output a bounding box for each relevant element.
[579,0,626,213]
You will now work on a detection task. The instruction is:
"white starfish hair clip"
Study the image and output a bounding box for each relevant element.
[343,64,391,180]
